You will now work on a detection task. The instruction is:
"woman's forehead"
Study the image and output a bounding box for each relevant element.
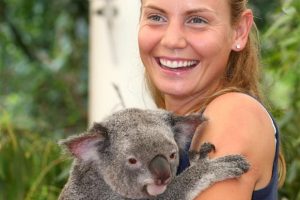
[140,0,230,15]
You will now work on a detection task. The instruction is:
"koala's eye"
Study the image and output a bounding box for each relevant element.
[169,152,176,160]
[128,158,138,165]
[126,156,142,168]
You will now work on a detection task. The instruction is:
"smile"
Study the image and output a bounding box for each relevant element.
[157,58,199,70]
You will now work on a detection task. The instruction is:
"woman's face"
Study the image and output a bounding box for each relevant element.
[139,0,237,101]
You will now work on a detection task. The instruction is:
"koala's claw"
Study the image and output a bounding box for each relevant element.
[199,142,215,159]
[189,142,216,164]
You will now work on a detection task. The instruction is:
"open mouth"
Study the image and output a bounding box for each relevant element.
[156,57,199,71]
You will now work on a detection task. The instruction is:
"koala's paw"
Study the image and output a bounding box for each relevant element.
[189,142,215,164]
[207,155,250,181]
[199,142,215,159]
[222,155,250,173]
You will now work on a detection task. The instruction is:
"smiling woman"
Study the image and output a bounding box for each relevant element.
[138,0,285,199]
[138,0,243,113]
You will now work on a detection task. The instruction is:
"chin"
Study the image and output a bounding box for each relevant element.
[159,86,192,97]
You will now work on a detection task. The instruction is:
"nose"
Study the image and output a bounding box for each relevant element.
[160,21,187,50]
[149,155,171,185]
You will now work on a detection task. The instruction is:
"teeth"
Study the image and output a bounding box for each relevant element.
[160,58,198,68]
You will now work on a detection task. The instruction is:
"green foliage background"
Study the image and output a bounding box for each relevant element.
[0,0,299,199]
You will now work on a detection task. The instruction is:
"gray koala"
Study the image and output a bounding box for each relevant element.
[58,108,249,200]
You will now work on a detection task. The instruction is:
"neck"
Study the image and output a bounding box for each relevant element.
[164,89,215,115]
[163,81,224,115]
[164,96,204,115]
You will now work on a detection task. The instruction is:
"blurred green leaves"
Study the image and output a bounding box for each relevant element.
[0,0,299,199]
[1,0,88,199]
[260,0,300,199]
[0,0,89,135]
[0,117,71,200]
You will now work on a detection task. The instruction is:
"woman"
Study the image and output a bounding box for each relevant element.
[138,0,286,199]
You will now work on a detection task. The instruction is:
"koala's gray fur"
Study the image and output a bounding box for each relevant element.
[58,108,249,200]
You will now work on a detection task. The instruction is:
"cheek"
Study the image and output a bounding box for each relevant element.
[191,37,226,58]
[138,28,148,55]
[188,29,234,59]
[138,27,158,57]
[138,32,151,70]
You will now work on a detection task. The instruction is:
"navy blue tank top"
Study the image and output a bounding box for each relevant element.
[177,110,279,200]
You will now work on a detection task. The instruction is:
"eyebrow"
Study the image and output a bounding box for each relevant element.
[141,5,166,14]
[185,8,216,15]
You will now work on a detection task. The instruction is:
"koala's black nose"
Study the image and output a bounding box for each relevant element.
[149,155,171,185]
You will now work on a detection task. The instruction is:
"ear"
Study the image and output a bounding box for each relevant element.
[59,123,108,162]
[231,9,253,52]
[169,113,207,150]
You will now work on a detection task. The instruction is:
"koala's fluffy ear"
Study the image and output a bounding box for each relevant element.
[59,123,108,162]
[169,113,207,150]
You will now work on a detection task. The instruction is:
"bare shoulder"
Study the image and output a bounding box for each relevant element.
[201,92,276,161]
[202,92,275,151]
[192,92,276,199]
[206,92,269,122]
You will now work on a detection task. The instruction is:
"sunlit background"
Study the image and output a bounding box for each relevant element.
[0,0,299,199]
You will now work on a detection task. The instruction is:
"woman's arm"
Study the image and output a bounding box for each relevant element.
[191,92,276,200]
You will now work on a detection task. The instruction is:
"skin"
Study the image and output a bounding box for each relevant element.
[138,0,276,199]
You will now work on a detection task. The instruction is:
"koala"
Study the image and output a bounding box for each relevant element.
[58,108,249,200]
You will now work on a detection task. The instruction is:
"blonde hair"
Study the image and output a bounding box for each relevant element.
[143,0,286,188]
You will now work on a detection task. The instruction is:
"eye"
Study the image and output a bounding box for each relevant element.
[187,16,208,25]
[148,14,166,23]
[126,156,142,168]
[169,152,176,160]
[128,158,138,165]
